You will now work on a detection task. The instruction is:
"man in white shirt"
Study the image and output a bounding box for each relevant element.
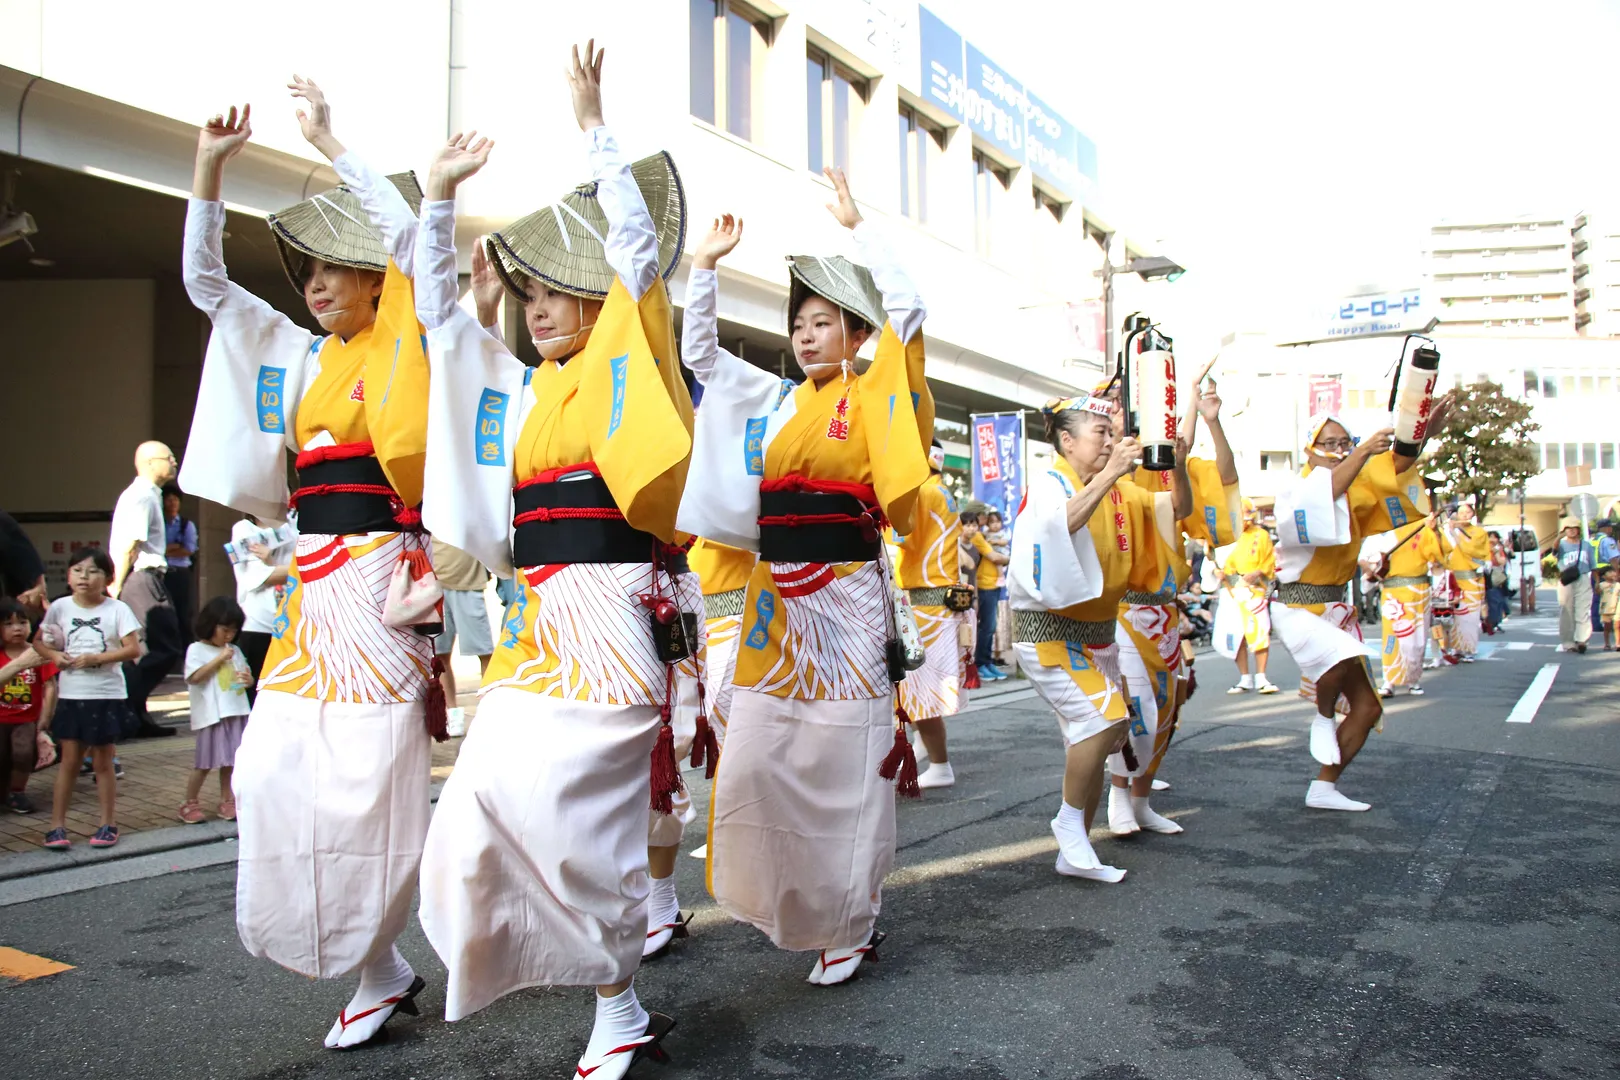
[108,440,181,737]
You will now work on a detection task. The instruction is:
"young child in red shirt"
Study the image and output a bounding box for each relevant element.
[0,597,58,814]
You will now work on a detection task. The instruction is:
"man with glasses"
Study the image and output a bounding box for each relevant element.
[108,441,182,737]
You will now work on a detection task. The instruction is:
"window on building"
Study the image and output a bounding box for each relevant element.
[1564,442,1579,468]
[1033,186,1066,223]
[1522,369,1539,396]
[691,0,770,141]
[898,106,944,223]
[973,150,1011,259]
[1561,375,1576,396]
[1603,444,1616,470]
[1545,443,1560,469]
[1542,377,1558,398]
[805,48,867,176]
[1583,443,1598,466]
[1581,374,1596,394]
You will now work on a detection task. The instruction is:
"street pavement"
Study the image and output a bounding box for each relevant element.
[0,598,1615,1079]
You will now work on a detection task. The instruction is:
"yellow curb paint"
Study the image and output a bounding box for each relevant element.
[0,946,74,982]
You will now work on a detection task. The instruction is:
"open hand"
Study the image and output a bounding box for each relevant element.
[198,104,253,160]
[288,76,334,144]
[823,167,862,230]
[567,40,606,130]
[1360,428,1395,457]
[1425,391,1454,435]
[693,214,744,270]
[1196,378,1223,423]
[427,131,495,200]
[470,242,504,326]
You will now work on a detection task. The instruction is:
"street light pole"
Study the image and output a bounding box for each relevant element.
[1094,243,1184,376]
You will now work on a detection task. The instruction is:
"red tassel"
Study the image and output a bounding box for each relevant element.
[962,650,981,689]
[878,705,921,798]
[689,714,721,779]
[649,721,682,814]
[425,656,449,742]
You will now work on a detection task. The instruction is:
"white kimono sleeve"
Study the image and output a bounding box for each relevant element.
[331,150,418,275]
[1273,467,1352,583]
[673,267,796,551]
[1007,469,1104,611]
[852,219,926,344]
[177,198,319,525]
[415,199,530,579]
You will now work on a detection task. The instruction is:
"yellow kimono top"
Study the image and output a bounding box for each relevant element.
[690,537,755,598]
[1445,524,1490,575]
[482,279,694,699]
[733,323,933,700]
[1285,452,1426,594]
[1387,526,1444,582]
[292,261,429,507]
[894,472,962,594]
[1132,457,1241,549]
[1225,525,1277,580]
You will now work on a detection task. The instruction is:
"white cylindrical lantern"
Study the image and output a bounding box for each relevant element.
[1391,344,1441,457]
[1133,338,1178,471]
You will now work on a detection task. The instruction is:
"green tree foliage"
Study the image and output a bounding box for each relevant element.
[1423,378,1541,518]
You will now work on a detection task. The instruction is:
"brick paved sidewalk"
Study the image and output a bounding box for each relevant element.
[1,681,470,857]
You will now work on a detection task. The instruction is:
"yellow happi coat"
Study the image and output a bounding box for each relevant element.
[1223,524,1277,651]
[482,279,693,700]
[260,262,434,704]
[731,325,933,700]
[1380,524,1444,688]
[893,471,965,721]
[1025,459,1176,730]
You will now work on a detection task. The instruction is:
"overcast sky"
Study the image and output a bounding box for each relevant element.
[924,0,1620,359]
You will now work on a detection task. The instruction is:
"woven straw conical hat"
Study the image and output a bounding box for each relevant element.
[486,151,687,302]
[786,253,887,334]
[267,172,424,291]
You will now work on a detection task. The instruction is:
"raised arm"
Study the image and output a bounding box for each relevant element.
[684,214,745,382]
[1194,379,1238,486]
[826,167,926,343]
[415,131,496,331]
[186,104,254,313]
[290,75,418,274]
[569,42,660,301]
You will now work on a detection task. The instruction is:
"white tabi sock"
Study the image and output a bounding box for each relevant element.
[325,946,416,1049]
[1107,784,1140,835]
[1131,795,1184,834]
[582,983,652,1066]
[1309,714,1342,766]
[1051,801,1126,882]
[1305,779,1371,812]
[647,874,680,930]
[809,930,879,986]
[1239,673,1255,689]
[917,761,956,789]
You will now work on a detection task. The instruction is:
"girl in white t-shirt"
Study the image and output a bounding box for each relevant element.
[35,548,143,851]
[180,597,252,824]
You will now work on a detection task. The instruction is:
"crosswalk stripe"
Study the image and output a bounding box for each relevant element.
[0,946,74,982]
[1506,664,1560,724]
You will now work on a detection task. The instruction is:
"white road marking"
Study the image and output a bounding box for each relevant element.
[1505,664,1560,724]
[1504,642,1534,651]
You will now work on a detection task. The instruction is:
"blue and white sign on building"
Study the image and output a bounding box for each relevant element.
[919,5,966,121]
[1280,287,1437,345]
[964,43,1024,162]
[915,6,1099,192]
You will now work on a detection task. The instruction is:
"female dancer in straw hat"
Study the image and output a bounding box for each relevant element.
[677,170,934,986]
[1107,377,1235,838]
[179,82,437,1048]
[412,43,693,1078]
[1270,408,1447,812]
[1007,392,1187,882]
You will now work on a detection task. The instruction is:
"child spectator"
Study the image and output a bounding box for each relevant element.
[1600,566,1620,651]
[34,548,142,849]
[0,597,57,814]
[181,597,252,823]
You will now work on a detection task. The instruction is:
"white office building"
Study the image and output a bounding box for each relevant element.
[1424,213,1577,336]
[1573,209,1620,338]
[1,1,1162,595]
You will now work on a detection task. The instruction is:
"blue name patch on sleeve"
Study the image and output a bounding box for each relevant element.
[1204,506,1218,537]
[477,388,510,467]
[1294,509,1310,544]
[1386,496,1408,528]
[744,417,767,476]
[745,590,776,649]
[256,366,287,434]
[606,353,630,438]
[1033,543,1043,589]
